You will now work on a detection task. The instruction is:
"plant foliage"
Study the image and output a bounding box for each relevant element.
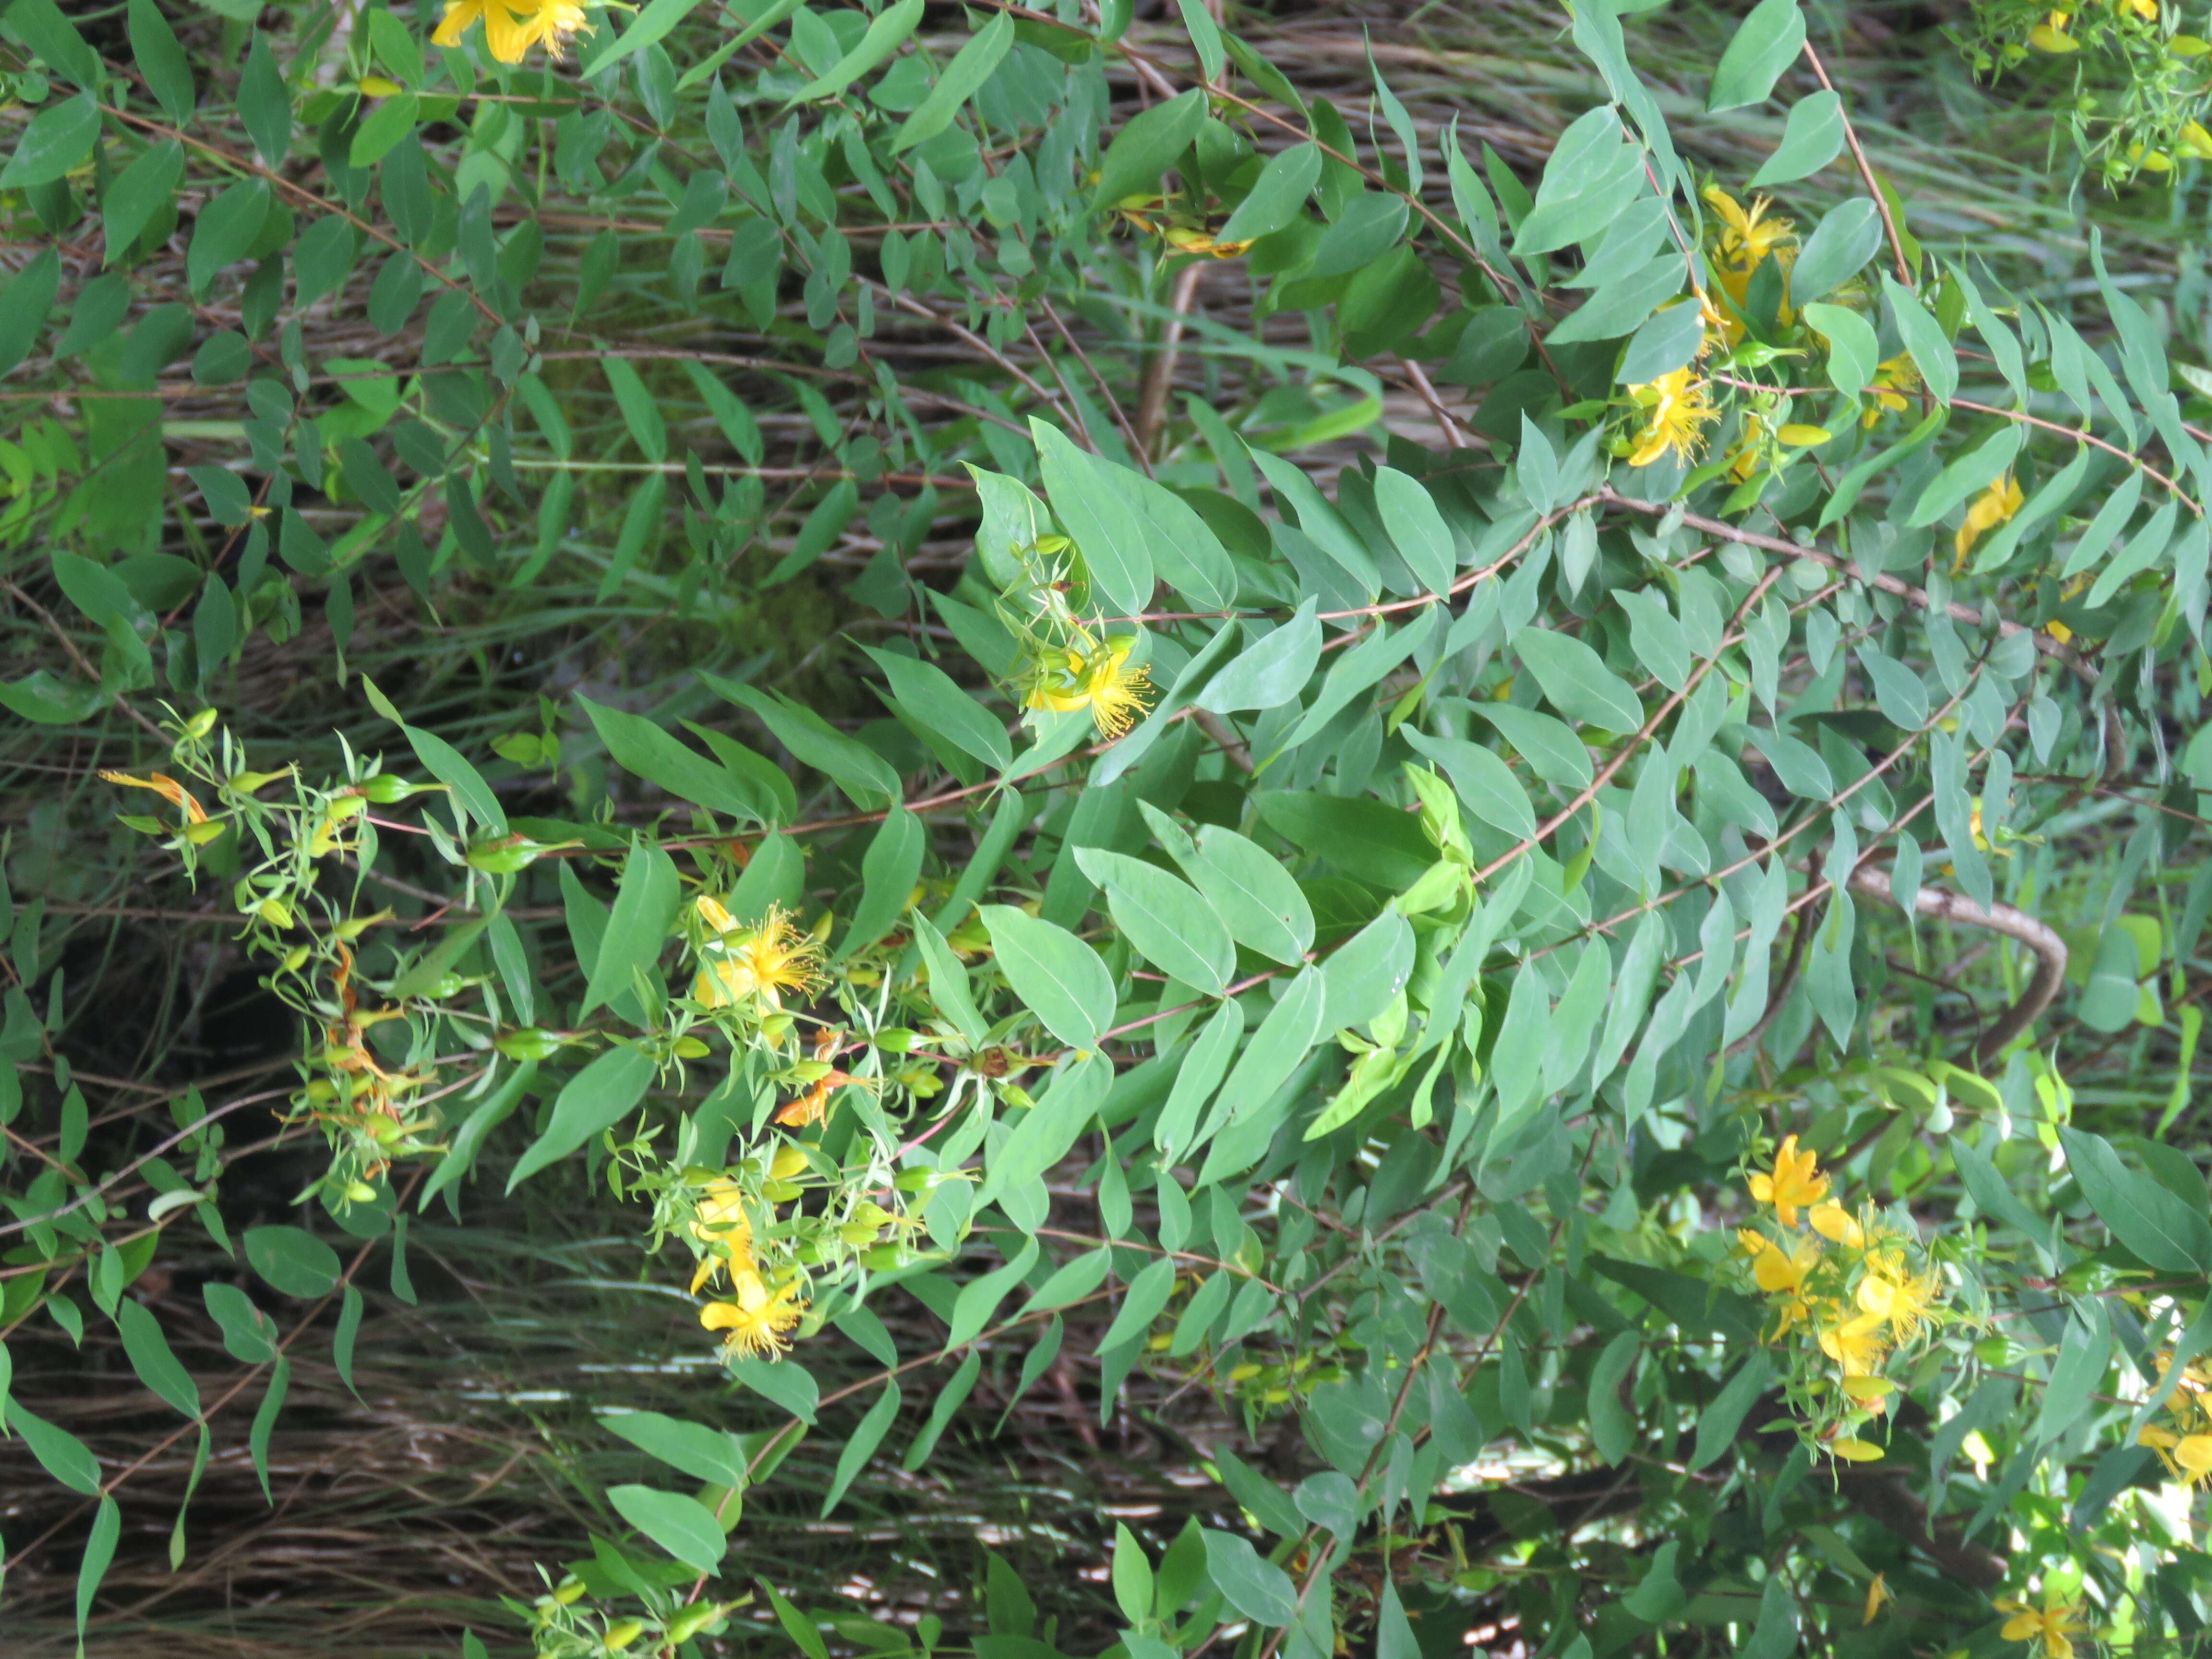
[4,0,2212,1657]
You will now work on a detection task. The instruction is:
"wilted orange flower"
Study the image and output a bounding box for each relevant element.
[99,770,208,823]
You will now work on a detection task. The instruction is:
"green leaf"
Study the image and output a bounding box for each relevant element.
[243,1225,341,1298]
[1197,600,1321,714]
[1882,274,1957,404]
[1199,1528,1298,1625]
[78,1492,120,1640]
[237,33,292,170]
[864,647,1010,770]
[823,1380,907,1522]
[1075,848,1235,996]
[0,91,97,189]
[1254,792,1434,891]
[789,0,925,102]
[603,1409,751,1489]
[581,695,777,824]
[363,676,509,832]
[1614,295,1705,383]
[201,1282,277,1363]
[1513,627,1643,733]
[2061,1128,2212,1272]
[506,1046,656,1191]
[1588,1330,1640,1465]
[610,1483,729,1574]
[1689,1353,1771,1470]
[1113,1523,1155,1624]
[947,1239,1041,1350]
[1371,467,1455,595]
[1803,300,1877,400]
[1210,965,1327,1134]
[0,669,101,725]
[706,674,901,809]
[0,248,59,376]
[126,0,193,120]
[1320,909,1414,1030]
[1098,1256,1178,1351]
[1092,88,1207,209]
[581,840,679,1018]
[115,1301,200,1418]
[979,905,1116,1050]
[903,1350,980,1470]
[2032,1309,2112,1442]
[728,1354,820,1422]
[6,1398,104,1494]
[913,914,987,1048]
[839,806,925,960]
[762,1580,830,1659]
[1750,88,1844,186]
[349,92,421,169]
[333,1285,365,1403]
[1177,823,1313,965]
[1403,729,1537,839]
[1550,253,1688,348]
[1023,1246,1114,1314]
[892,12,1015,151]
[579,0,712,77]
[239,1355,289,1507]
[1792,198,1884,302]
[602,358,670,462]
[1906,421,2023,528]
[1218,143,1322,245]
[1032,418,1154,617]
[1707,0,1805,112]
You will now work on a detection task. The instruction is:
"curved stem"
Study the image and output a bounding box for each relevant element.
[1846,864,2068,1068]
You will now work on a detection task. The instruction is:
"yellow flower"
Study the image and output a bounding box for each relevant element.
[1741,1228,1821,1296]
[2029,18,2080,51]
[696,894,737,935]
[699,1268,805,1359]
[1861,354,1919,426]
[432,0,591,62]
[1955,473,2025,567]
[686,1178,755,1292]
[1624,368,1718,468]
[2116,0,2158,21]
[1997,1593,2086,1659]
[2179,120,2212,160]
[1808,1200,1863,1249]
[691,905,822,1011]
[1026,637,1153,739]
[1704,186,1797,273]
[1748,1135,1829,1228]
[1817,1307,1891,1376]
[1856,1268,1940,1341]
[99,770,208,823]
[2177,1432,2212,1486]
[1863,1572,1889,1624]
[1702,186,1797,325]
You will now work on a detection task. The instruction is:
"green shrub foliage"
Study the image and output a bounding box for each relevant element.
[4,0,2212,1655]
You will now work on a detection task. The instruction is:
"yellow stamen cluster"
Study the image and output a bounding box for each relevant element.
[690,900,823,1013]
[433,0,590,63]
[1623,367,1718,468]
[699,1267,806,1359]
[1022,635,1153,738]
